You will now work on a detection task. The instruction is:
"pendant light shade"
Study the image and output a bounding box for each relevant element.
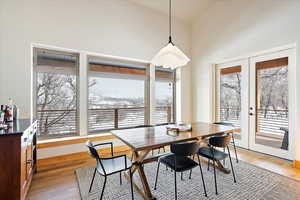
[151,0,190,69]
[151,43,190,69]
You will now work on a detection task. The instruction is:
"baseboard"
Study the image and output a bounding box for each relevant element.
[294,160,300,169]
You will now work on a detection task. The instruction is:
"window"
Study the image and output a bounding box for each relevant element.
[217,66,241,127]
[255,57,288,148]
[88,57,147,132]
[33,48,79,138]
[154,67,176,124]
[32,46,180,139]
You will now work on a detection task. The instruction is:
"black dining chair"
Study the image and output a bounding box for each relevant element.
[154,142,207,200]
[86,141,134,200]
[198,135,237,195]
[213,122,238,163]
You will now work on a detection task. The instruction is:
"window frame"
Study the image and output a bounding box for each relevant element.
[86,56,150,134]
[32,44,180,140]
[33,47,80,139]
[154,67,177,125]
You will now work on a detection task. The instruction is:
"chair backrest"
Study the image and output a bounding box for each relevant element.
[86,141,101,161]
[209,135,232,148]
[171,142,199,156]
[86,141,106,174]
[214,122,234,126]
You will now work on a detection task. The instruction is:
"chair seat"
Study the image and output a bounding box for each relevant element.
[97,156,132,175]
[159,153,198,172]
[198,146,228,161]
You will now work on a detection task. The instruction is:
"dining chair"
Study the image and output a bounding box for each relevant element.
[154,142,207,200]
[213,122,239,163]
[198,135,237,195]
[86,141,134,200]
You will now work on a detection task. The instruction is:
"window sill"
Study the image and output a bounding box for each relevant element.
[37,133,115,149]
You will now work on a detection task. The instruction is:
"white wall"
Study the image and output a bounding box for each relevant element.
[191,0,300,160]
[0,0,192,122]
[0,0,192,158]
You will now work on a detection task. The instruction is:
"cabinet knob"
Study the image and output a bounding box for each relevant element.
[26,159,33,165]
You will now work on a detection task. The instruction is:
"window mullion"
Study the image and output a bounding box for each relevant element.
[79,52,88,136]
[149,64,156,125]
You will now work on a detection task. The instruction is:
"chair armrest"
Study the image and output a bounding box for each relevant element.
[93,142,114,156]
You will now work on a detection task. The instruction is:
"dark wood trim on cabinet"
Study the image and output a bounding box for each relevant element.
[0,120,37,200]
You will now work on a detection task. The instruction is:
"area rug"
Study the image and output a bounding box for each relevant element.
[75,160,300,200]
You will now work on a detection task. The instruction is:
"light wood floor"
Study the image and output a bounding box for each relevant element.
[27,148,300,200]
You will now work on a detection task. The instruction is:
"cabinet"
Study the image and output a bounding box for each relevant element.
[0,120,37,200]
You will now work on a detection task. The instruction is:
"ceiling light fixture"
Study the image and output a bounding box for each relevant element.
[151,0,190,69]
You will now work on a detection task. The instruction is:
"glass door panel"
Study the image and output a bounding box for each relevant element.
[215,59,249,148]
[255,58,288,149]
[249,49,294,160]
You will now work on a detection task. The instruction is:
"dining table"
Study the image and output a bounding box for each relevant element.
[111,122,240,200]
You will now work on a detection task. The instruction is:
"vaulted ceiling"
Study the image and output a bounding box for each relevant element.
[128,0,212,24]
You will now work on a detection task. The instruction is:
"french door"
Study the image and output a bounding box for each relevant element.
[215,59,249,148]
[249,49,295,160]
[215,48,295,160]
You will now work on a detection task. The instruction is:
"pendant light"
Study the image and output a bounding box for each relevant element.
[151,0,190,69]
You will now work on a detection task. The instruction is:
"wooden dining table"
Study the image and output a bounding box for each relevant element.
[111,122,240,200]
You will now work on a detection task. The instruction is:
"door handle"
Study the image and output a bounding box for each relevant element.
[249,112,253,116]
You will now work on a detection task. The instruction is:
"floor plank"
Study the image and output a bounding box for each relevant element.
[26,148,300,200]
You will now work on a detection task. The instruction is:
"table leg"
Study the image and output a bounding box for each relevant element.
[216,160,231,174]
[126,150,155,200]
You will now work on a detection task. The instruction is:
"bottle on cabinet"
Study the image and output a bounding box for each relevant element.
[0,98,19,124]
[0,105,5,124]
[6,98,14,123]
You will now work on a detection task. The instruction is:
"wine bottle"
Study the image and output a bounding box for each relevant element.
[7,98,13,122]
[0,105,4,124]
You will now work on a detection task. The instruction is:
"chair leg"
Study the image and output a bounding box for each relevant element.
[129,168,134,200]
[188,155,194,179]
[174,170,177,200]
[154,161,161,190]
[119,172,122,185]
[197,155,207,197]
[213,160,218,195]
[231,133,239,163]
[223,147,226,166]
[207,159,210,171]
[89,168,97,193]
[99,176,107,200]
[227,146,237,183]
[131,152,134,161]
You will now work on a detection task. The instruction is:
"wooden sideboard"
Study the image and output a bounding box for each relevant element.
[0,119,37,200]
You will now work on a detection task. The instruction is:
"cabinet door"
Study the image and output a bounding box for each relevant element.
[21,132,29,192]
[26,141,33,176]
[26,127,34,179]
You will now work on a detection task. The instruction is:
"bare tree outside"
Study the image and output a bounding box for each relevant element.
[219,65,288,135]
[220,72,241,124]
[37,72,77,137]
[256,66,288,135]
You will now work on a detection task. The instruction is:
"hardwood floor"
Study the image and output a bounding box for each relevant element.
[26,148,300,200]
